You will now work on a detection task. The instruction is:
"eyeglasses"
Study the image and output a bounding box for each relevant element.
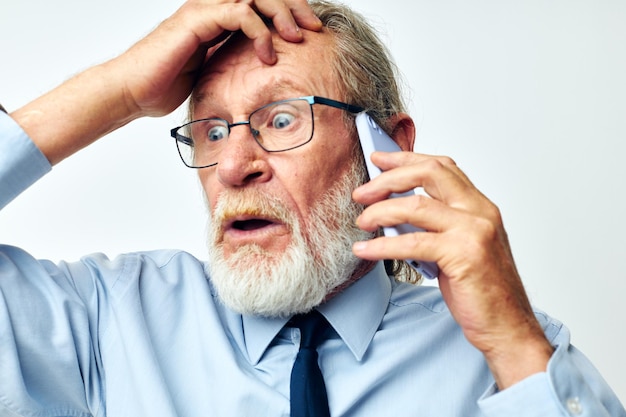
[170,96,364,168]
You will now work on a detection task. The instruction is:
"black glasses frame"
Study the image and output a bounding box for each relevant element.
[170,95,364,169]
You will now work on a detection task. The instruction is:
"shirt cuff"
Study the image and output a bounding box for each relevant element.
[478,372,565,416]
[478,342,619,417]
[0,112,51,209]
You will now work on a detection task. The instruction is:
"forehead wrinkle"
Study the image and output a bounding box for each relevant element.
[191,30,340,118]
[194,76,305,104]
[192,77,317,120]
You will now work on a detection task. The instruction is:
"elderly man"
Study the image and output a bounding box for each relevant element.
[0,0,624,416]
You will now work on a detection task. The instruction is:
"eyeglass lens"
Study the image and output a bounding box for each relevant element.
[175,98,314,168]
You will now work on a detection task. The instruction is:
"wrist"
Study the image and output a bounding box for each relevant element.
[484,334,554,390]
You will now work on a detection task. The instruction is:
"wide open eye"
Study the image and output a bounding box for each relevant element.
[272,112,296,129]
[207,125,228,141]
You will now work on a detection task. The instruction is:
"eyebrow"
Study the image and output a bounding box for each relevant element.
[192,79,311,117]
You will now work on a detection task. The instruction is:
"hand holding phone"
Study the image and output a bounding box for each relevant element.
[355,112,439,280]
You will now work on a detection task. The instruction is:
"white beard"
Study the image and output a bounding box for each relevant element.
[205,158,372,318]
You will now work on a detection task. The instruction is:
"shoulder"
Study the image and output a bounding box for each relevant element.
[0,245,216,308]
[0,245,212,301]
[72,249,210,293]
[77,248,205,272]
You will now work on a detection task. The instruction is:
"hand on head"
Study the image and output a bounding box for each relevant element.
[10,0,322,165]
[117,0,324,118]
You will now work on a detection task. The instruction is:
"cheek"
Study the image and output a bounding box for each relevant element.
[198,171,220,211]
[283,152,351,209]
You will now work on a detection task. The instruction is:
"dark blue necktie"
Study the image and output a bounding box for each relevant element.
[289,311,331,417]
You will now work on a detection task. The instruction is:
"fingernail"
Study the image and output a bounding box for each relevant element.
[353,241,367,252]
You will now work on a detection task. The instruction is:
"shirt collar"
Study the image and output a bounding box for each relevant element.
[242,261,391,364]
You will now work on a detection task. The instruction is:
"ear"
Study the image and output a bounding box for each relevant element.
[388,113,415,152]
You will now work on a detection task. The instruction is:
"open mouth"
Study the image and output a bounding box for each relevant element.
[219,213,290,247]
[223,214,284,234]
[231,219,274,231]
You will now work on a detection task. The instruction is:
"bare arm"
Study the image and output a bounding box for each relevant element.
[10,0,322,166]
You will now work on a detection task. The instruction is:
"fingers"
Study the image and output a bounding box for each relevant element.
[352,150,504,269]
[353,194,443,264]
[211,3,280,64]
[353,232,439,266]
[239,0,323,63]
[255,0,323,42]
[114,0,321,119]
[353,151,482,213]
[356,193,447,234]
[185,0,321,65]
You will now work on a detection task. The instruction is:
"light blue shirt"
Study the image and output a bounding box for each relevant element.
[1,112,624,416]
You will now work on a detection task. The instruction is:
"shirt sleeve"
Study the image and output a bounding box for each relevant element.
[0,111,52,209]
[478,312,626,417]
[0,245,105,417]
[0,114,101,415]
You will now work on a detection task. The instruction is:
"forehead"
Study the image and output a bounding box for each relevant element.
[192,29,341,114]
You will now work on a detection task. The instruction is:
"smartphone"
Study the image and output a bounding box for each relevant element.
[355,112,439,280]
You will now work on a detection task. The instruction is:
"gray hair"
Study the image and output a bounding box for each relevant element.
[310,1,420,284]
[310,0,408,132]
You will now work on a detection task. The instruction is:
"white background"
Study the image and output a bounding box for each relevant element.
[1,0,625,405]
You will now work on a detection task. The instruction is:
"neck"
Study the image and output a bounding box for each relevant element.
[323,259,377,302]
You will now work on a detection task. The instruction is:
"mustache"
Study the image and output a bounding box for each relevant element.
[210,189,296,235]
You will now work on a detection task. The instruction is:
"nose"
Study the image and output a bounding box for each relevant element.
[215,123,272,187]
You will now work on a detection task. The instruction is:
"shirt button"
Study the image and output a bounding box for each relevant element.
[566,397,583,415]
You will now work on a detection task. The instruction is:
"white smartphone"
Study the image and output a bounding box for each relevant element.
[355,112,439,280]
